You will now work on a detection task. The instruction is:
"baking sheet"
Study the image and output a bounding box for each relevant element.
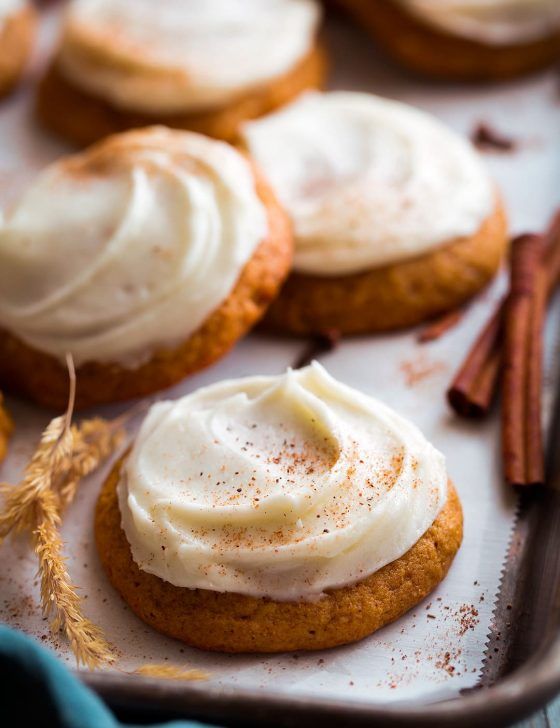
[1,6,559,708]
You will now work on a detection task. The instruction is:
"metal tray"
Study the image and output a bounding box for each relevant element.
[2,6,560,727]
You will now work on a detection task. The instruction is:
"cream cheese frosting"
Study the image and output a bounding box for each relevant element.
[0,127,268,367]
[58,0,322,114]
[242,91,494,276]
[117,363,448,601]
[400,0,560,45]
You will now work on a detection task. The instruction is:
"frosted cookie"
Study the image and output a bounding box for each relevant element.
[0,0,36,99]
[0,127,292,410]
[335,0,560,81]
[241,92,508,335]
[36,0,326,146]
[0,392,12,462]
[95,363,463,653]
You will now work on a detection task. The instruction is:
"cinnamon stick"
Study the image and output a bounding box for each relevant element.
[525,263,547,485]
[446,310,502,417]
[501,234,545,487]
[543,210,560,296]
[447,210,560,418]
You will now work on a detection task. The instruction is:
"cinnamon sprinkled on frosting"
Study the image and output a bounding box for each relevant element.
[118,363,448,600]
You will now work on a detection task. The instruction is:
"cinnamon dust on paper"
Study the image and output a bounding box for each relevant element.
[400,355,446,386]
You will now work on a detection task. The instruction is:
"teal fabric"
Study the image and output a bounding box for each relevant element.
[0,625,215,727]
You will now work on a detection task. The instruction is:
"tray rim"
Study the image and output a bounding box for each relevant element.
[81,631,560,727]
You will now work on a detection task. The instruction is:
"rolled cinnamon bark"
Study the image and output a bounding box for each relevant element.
[501,234,545,487]
[447,210,560,419]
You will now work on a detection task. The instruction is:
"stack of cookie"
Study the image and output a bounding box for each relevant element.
[0,0,553,653]
[0,0,510,407]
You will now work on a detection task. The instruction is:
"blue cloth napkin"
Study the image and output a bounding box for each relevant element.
[0,625,215,727]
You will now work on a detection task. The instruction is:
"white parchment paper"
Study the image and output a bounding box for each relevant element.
[1,7,559,707]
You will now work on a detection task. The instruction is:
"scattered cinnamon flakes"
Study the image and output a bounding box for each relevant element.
[374,593,486,690]
[457,604,480,636]
[471,122,517,152]
[400,355,447,386]
[133,664,210,682]
[435,648,463,676]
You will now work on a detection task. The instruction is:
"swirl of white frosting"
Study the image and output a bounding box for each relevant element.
[400,0,560,45]
[58,0,322,114]
[242,91,494,276]
[0,127,268,366]
[118,363,448,601]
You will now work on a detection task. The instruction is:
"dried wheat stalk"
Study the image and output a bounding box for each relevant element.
[133,664,210,681]
[0,355,125,668]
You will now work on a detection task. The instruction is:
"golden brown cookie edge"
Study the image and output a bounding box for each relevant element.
[335,0,560,81]
[263,199,508,336]
[0,5,37,99]
[0,393,13,462]
[35,43,327,146]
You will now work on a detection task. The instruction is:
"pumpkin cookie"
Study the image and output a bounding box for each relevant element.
[36,0,326,146]
[335,0,560,81]
[0,127,293,410]
[95,364,463,653]
[0,393,13,462]
[241,92,508,335]
[0,0,36,99]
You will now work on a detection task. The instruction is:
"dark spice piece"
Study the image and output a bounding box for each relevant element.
[293,329,341,369]
[472,122,517,152]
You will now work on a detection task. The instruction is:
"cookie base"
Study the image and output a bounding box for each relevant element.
[36,44,327,146]
[263,200,507,336]
[0,169,293,410]
[0,5,36,99]
[95,459,463,653]
[336,0,560,81]
[0,394,12,462]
